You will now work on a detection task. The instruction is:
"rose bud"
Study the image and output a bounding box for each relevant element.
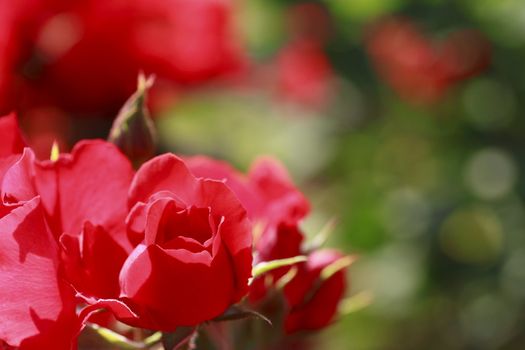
[250,220,349,334]
[283,249,349,333]
[109,74,157,167]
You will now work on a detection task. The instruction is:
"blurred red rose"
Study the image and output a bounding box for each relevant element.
[270,3,334,110]
[366,17,491,104]
[273,39,334,110]
[0,0,246,117]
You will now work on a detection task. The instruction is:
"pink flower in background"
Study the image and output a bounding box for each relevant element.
[275,39,335,110]
[273,3,335,110]
[366,17,491,104]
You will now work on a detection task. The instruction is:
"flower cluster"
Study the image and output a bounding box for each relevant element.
[0,113,350,349]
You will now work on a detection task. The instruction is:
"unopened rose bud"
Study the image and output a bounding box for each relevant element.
[108,74,157,167]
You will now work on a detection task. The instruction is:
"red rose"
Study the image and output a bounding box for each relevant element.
[0,115,260,346]
[0,115,255,341]
[186,156,309,260]
[122,154,252,329]
[75,154,253,331]
[250,224,348,334]
[248,221,305,302]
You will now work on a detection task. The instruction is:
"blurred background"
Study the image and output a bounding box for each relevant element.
[3,0,525,349]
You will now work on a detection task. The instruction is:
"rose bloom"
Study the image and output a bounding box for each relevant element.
[63,153,253,332]
[0,114,254,348]
[186,156,348,333]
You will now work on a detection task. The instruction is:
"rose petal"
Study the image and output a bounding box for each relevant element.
[0,197,77,349]
[119,243,234,329]
[248,156,310,224]
[40,140,134,240]
[256,221,304,263]
[129,154,198,206]
[61,222,129,299]
[1,149,38,205]
[77,297,141,329]
[2,140,134,246]
[186,156,259,217]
